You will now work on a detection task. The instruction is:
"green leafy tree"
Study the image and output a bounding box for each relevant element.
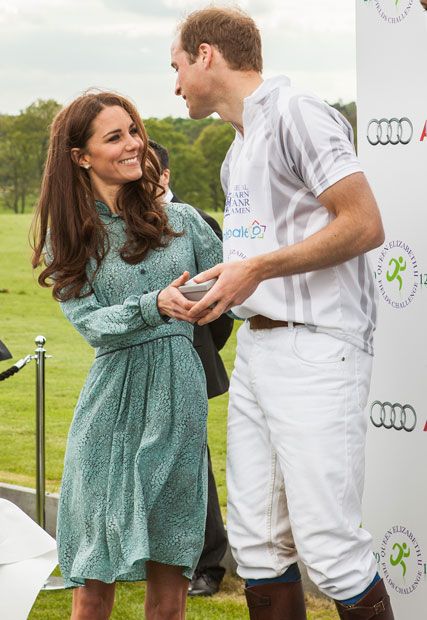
[0,114,35,213]
[0,99,60,213]
[0,99,357,215]
[144,118,212,209]
[195,123,235,211]
[330,100,357,144]
[144,118,189,151]
[168,116,219,143]
[22,99,61,177]
[170,144,212,211]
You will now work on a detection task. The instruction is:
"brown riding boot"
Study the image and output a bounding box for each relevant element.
[335,579,395,619]
[244,580,307,619]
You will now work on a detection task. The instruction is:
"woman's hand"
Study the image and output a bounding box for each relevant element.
[157,272,199,323]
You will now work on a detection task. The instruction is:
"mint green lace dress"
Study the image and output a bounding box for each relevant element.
[56,202,223,588]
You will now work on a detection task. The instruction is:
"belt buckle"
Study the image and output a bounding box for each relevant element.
[374,601,385,615]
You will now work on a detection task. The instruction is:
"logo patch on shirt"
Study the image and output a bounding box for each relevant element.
[227,248,248,261]
[224,220,267,241]
[224,185,251,218]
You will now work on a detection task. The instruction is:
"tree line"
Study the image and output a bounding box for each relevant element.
[0,99,356,214]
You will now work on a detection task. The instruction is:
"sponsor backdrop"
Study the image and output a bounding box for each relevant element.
[356,1,427,617]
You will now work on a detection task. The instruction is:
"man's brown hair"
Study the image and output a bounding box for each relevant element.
[179,7,263,73]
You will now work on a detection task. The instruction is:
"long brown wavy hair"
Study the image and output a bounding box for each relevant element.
[32,91,181,301]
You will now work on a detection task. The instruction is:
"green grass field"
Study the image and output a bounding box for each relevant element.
[0,213,338,619]
[28,580,339,620]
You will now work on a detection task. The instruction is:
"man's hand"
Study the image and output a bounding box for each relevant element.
[157,271,200,322]
[189,260,261,325]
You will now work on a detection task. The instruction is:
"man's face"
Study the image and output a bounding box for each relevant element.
[170,37,215,119]
[159,168,170,191]
[421,0,427,10]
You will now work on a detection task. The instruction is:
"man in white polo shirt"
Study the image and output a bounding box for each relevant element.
[171,7,394,620]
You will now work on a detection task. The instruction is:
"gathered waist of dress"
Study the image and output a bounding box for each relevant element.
[94,321,193,359]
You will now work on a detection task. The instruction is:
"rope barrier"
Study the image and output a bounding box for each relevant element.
[0,355,33,382]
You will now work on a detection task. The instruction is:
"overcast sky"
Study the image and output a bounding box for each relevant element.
[0,0,357,118]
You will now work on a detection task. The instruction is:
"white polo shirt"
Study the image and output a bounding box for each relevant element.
[221,76,377,354]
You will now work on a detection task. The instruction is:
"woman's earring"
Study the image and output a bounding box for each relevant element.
[83,164,91,170]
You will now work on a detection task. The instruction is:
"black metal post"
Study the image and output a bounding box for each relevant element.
[33,335,64,590]
[35,335,46,529]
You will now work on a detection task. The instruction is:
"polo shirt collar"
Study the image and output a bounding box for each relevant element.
[244,75,291,106]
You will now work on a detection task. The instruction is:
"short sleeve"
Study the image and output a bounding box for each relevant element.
[279,94,363,198]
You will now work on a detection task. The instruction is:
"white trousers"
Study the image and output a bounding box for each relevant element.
[226,323,377,601]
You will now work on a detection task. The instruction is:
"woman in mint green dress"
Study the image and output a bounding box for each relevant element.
[32,92,223,620]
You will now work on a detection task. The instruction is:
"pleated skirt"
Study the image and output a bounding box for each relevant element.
[57,335,208,588]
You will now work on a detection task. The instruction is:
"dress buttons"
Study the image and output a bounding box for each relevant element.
[143,290,148,294]
[140,268,146,274]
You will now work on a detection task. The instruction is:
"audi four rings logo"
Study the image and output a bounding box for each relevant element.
[370,401,417,432]
[367,118,413,146]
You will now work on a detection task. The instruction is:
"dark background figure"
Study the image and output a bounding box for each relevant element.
[0,340,12,361]
[149,140,233,596]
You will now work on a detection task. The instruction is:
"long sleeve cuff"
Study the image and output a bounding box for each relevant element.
[139,290,170,327]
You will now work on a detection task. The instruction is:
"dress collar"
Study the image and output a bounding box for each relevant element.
[95,200,121,219]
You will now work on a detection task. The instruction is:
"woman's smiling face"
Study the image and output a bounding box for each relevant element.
[78,105,144,189]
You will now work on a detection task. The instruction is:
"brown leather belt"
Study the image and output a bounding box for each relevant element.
[248,315,304,330]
